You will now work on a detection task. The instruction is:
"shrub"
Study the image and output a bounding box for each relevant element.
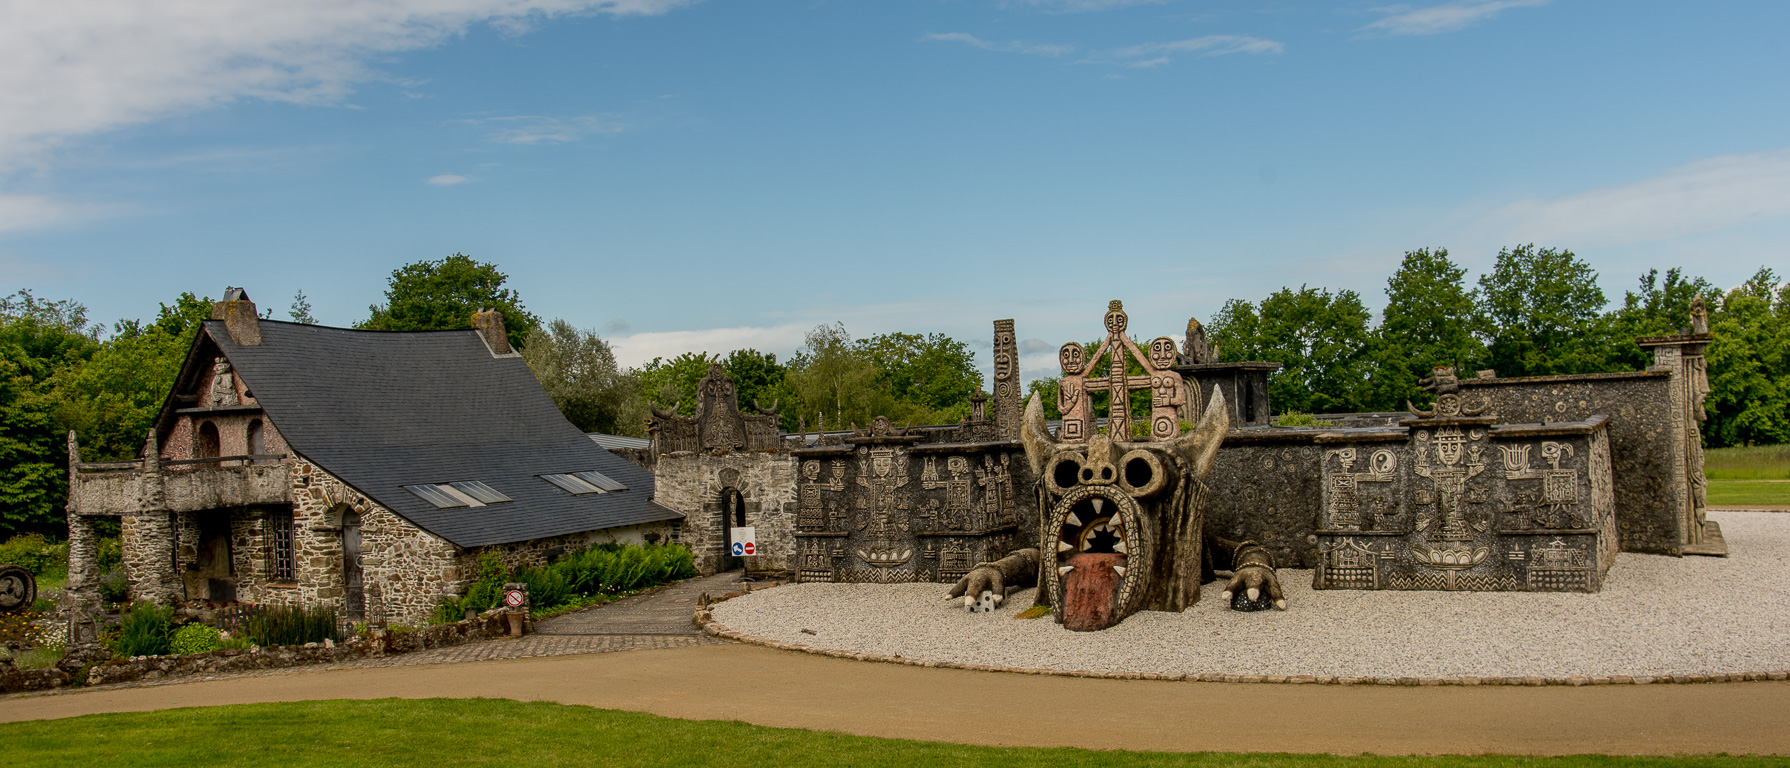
[1273,412,1329,427]
[0,534,69,577]
[170,623,223,655]
[112,603,175,657]
[98,569,129,604]
[514,565,570,611]
[97,537,123,570]
[244,604,339,647]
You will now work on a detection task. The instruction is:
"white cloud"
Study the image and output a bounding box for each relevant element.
[0,194,105,234]
[1000,0,1166,12]
[1480,148,1790,248]
[1115,35,1284,59]
[609,322,811,369]
[0,0,695,170]
[921,32,1074,57]
[461,114,633,144]
[426,174,470,186]
[1361,0,1548,37]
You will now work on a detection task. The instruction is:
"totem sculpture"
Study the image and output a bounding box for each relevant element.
[951,300,1283,631]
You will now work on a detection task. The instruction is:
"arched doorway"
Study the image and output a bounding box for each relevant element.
[720,488,746,572]
[342,511,364,623]
[197,421,220,459]
[246,419,266,461]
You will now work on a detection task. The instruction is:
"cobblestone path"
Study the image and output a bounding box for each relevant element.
[535,570,750,636]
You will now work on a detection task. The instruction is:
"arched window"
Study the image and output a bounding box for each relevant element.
[197,422,221,459]
[247,419,266,459]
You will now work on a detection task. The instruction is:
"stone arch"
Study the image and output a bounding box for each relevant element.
[246,418,266,457]
[197,421,221,459]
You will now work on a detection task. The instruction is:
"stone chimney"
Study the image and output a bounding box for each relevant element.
[210,287,261,346]
[472,308,515,356]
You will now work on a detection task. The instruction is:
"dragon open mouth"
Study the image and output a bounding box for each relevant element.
[1053,492,1133,631]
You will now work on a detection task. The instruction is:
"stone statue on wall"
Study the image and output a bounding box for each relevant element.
[209,359,238,407]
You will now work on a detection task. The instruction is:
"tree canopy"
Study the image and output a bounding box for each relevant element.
[522,319,646,437]
[360,253,538,350]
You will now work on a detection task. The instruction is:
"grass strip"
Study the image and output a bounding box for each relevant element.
[1,699,1780,768]
[1707,480,1790,508]
[1704,446,1790,481]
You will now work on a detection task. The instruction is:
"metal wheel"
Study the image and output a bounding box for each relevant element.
[0,564,36,614]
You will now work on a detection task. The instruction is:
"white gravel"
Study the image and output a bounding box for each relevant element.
[712,511,1790,680]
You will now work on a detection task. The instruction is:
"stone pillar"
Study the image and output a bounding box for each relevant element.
[123,429,182,606]
[63,432,106,643]
[991,319,1021,440]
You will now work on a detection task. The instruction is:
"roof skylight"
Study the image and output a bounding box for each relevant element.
[541,470,627,495]
[405,481,512,509]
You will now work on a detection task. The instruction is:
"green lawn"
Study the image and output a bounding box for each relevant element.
[1705,445,1790,481]
[1707,480,1790,508]
[0,699,1780,768]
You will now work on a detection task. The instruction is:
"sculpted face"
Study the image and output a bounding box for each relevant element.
[1148,337,1177,370]
[1059,343,1085,375]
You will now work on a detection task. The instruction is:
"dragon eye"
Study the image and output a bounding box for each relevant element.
[1048,454,1085,493]
[1117,449,1168,498]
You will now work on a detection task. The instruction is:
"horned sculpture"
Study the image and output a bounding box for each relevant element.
[947,300,1285,630]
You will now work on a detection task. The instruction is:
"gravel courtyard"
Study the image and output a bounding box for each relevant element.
[712,511,1790,680]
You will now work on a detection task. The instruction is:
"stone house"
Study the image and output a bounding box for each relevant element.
[62,290,680,628]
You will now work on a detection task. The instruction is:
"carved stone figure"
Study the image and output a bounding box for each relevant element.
[946,547,1040,612]
[1001,300,1273,631]
[1057,342,1092,442]
[209,359,239,407]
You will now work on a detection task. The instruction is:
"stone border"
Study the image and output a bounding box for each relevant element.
[1,610,518,694]
[693,603,1790,687]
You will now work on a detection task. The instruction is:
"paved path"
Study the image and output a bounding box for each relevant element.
[535,570,750,636]
[4,643,1788,756]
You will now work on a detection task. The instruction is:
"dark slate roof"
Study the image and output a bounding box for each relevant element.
[204,319,680,548]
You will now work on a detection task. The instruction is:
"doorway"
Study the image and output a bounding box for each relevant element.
[342,511,364,623]
[720,488,746,571]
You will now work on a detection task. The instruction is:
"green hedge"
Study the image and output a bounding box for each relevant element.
[432,542,697,624]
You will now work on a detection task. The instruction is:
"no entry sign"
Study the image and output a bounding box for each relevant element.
[730,526,757,557]
[504,589,525,608]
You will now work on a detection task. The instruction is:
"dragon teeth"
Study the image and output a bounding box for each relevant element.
[1058,565,1075,576]
[1112,565,1126,577]
[1057,541,1074,553]
[1065,512,1082,527]
[1092,498,1105,513]
[1113,540,1128,554]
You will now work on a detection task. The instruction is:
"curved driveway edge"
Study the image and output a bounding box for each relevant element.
[3,643,1788,756]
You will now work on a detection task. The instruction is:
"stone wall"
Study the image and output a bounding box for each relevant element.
[1310,416,1617,592]
[1458,372,1683,554]
[656,451,799,576]
[1205,433,1327,569]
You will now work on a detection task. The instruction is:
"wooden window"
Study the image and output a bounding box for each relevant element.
[270,511,296,582]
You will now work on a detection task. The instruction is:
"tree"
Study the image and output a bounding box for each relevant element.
[1366,248,1485,410]
[360,254,538,349]
[289,289,318,325]
[1208,286,1374,414]
[784,323,883,430]
[856,331,980,425]
[721,349,793,428]
[633,352,720,416]
[1606,268,1722,370]
[521,319,646,436]
[1476,245,1617,377]
[0,292,100,537]
[49,293,213,464]
[1704,268,1789,447]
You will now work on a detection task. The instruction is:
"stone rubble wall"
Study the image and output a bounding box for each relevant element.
[656,451,798,576]
[0,611,515,693]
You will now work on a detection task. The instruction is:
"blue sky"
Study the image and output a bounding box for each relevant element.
[4,0,1788,385]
